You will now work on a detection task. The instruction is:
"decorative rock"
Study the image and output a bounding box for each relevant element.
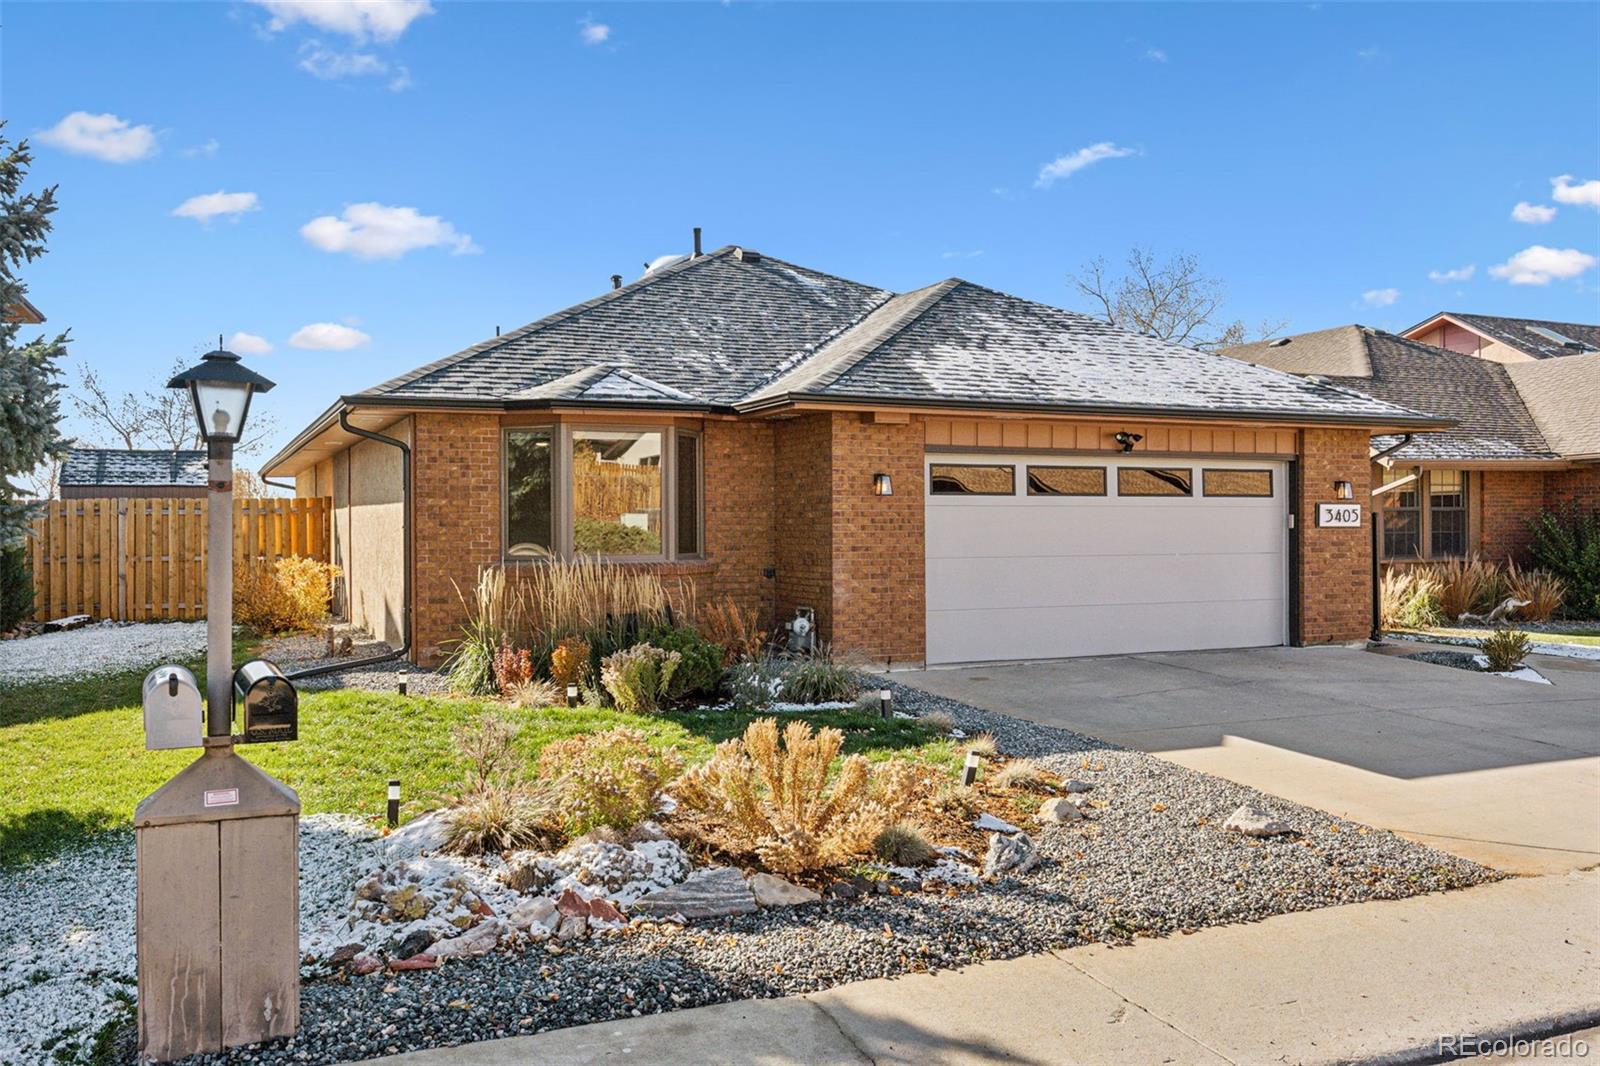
[555,914,587,941]
[1067,793,1094,809]
[1062,779,1094,793]
[431,919,504,960]
[630,866,759,920]
[1223,804,1293,837]
[983,831,1040,878]
[508,897,559,935]
[555,887,591,918]
[748,873,821,907]
[349,954,383,976]
[327,943,364,968]
[390,929,435,960]
[388,953,436,971]
[825,879,861,901]
[1037,798,1084,824]
[974,812,1020,834]
[586,896,626,924]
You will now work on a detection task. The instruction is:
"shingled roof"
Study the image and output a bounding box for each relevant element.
[1506,353,1600,460]
[60,448,207,487]
[1224,326,1560,462]
[334,246,1437,430]
[1414,312,1600,359]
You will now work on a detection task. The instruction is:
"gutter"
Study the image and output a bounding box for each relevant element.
[281,408,413,681]
[1369,434,1415,464]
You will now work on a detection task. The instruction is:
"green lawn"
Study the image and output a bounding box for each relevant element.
[0,654,951,868]
[1391,625,1600,648]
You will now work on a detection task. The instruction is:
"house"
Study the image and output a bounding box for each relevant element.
[4,295,45,324]
[59,447,208,499]
[1223,326,1599,566]
[1402,311,1600,363]
[262,244,1447,667]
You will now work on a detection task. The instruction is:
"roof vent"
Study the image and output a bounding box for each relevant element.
[1269,337,1291,347]
[692,227,702,259]
[735,247,762,263]
[611,274,622,290]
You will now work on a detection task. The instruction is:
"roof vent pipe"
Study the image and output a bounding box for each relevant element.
[692,227,702,258]
[611,274,622,290]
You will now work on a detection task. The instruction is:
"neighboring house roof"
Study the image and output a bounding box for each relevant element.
[4,296,45,324]
[1224,326,1560,462]
[1505,353,1600,460]
[337,245,1436,428]
[60,448,207,487]
[1404,311,1600,359]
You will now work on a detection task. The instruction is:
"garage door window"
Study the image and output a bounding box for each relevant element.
[930,464,1015,495]
[1027,466,1106,496]
[1117,468,1193,497]
[1202,469,1273,497]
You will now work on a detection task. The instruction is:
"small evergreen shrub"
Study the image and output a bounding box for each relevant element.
[1527,507,1600,619]
[1479,628,1532,673]
[572,518,660,555]
[727,651,786,710]
[600,643,682,714]
[0,543,32,631]
[640,624,724,698]
[537,726,684,837]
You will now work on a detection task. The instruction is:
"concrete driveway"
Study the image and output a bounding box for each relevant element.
[896,645,1600,874]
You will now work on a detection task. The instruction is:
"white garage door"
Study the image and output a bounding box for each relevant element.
[925,455,1289,665]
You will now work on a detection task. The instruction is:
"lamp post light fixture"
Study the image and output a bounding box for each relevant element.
[962,749,982,787]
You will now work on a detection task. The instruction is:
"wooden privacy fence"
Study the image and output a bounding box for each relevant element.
[29,497,330,622]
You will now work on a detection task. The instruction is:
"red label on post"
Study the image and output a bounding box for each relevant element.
[203,788,240,807]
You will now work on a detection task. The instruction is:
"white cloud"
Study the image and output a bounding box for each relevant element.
[298,42,388,79]
[1361,287,1400,307]
[253,0,432,42]
[182,138,220,158]
[1034,142,1138,188]
[228,332,273,355]
[300,202,480,259]
[35,111,157,163]
[172,190,261,223]
[579,17,611,44]
[1489,245,1598,285]
[1144,48,1167,62]
[1356,46,1381,60]
[289,323,371,350]
[940,250,984,260]
[1428,264,1475,283]
[1551,174,1600,209]
[1511,201,1556,224]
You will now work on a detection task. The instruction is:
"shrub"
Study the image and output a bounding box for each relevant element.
[931,781,979,816]
[513,556,688,656]
[699,595,768,666]
[1527,507,1600,619]
[0,543,32,631]
[727,650,787,710]
[451,712,523,795]
[446,567,515,696]
[965,733,998,758]
[673,717,920,874]
[641,624,724,698]
[873,822,937,867]
[537,726,684,837]
[550,635,592,692]
[505,678,563,708]
[1380,568,1444,629]
[1479,628,1533,673]
[573,517,660,555]
[990,758,1057,793]
[1418,557,1501,620]
[918,710,957,735]
[233,555,340,634]
[493,638,533,697]
[778,644,861,704]
[600,643,682,714]
[1503,563,1566,623]
[442,787,556,855]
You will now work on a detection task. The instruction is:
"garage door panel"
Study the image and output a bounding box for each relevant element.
[926,503,1284,559]
[927,599,1286,665]
[926,552,1285,612]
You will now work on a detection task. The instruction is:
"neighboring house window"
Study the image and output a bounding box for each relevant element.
[1377,467,1469,561]
[504,425,701,562]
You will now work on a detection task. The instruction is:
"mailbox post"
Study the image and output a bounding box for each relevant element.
[135,345,302,1061]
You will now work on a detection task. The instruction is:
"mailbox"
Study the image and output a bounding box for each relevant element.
[142,665,202,750]
[233,660,297,743]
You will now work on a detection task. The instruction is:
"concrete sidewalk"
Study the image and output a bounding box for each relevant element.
[371,869,1600,1066]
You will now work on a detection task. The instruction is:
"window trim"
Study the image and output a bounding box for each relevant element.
[502,425,556,561]
[1376,467,1471,562]
[673,428,705,560]
[1025,464,1107,497]
[1116,467,1194,498]
[1201,468,1274,498]
[928,462,1017,496]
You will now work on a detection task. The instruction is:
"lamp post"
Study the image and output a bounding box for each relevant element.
[166,344,275,739]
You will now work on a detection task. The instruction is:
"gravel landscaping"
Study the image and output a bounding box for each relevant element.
[3,680,1499,1066]
[261,628,451,696]
[0,620,207,685]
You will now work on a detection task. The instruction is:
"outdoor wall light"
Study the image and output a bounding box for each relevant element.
[1112,431,1143,453]
[873,472,893,496]
[1333,480,1354,500]
[167,342,275,445]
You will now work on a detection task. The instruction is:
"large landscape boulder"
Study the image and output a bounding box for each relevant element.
[1223,804,1293,838]
[748,872,820,907]
[983,832,1040,878]
[630,867,759,920]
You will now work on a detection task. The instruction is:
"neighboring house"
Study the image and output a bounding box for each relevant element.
[1402,311,1600,363]
[4,295,46,324]
[263,244,1446,667]
[59,447,208,499]
[1223,326,1599,566]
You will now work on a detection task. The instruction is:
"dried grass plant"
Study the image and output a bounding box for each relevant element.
[699,595,768,665]
[1418,557,1502,620]
[1504,563,1566,623]
[990,758,1057,793]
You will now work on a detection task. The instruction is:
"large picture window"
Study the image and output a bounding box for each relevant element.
[504,425,700,562]
[1378,467,1468,561]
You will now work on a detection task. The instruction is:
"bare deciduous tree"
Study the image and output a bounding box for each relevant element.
[71,358,277,455]
[1070,247,1285,349]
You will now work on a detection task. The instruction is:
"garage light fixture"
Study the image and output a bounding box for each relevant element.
[873,472,894,496]
[1112,431,1143,453]
[1333,480,1354,500]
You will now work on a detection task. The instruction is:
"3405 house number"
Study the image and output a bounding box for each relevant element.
[1316,503,1363,528]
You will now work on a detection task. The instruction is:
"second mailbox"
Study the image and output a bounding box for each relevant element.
[233,659,298,743]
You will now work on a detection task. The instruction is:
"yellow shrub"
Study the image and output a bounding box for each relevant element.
[233,555,340,634]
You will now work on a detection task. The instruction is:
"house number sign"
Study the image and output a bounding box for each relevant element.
[1316,503,1363,528]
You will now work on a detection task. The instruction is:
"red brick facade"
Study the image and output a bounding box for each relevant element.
[1477,466,1600,564]
[397,410,1394,663]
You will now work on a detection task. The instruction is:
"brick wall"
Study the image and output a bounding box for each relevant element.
[1297,428,1373,644]
[701,420,777,629]
[412,412,501,663]
[1478,469,1546,563]
[771,414,835,641]
[1546,466,1600,512]
[828,414,925,664]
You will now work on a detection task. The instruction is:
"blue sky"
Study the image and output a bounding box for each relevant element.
[7,1,1599,468]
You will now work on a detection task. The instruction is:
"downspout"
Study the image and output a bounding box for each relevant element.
[1368,433,1413,640]
[282,409,413,681]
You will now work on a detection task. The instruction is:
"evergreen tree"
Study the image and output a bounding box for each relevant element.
[0,125,68,546]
